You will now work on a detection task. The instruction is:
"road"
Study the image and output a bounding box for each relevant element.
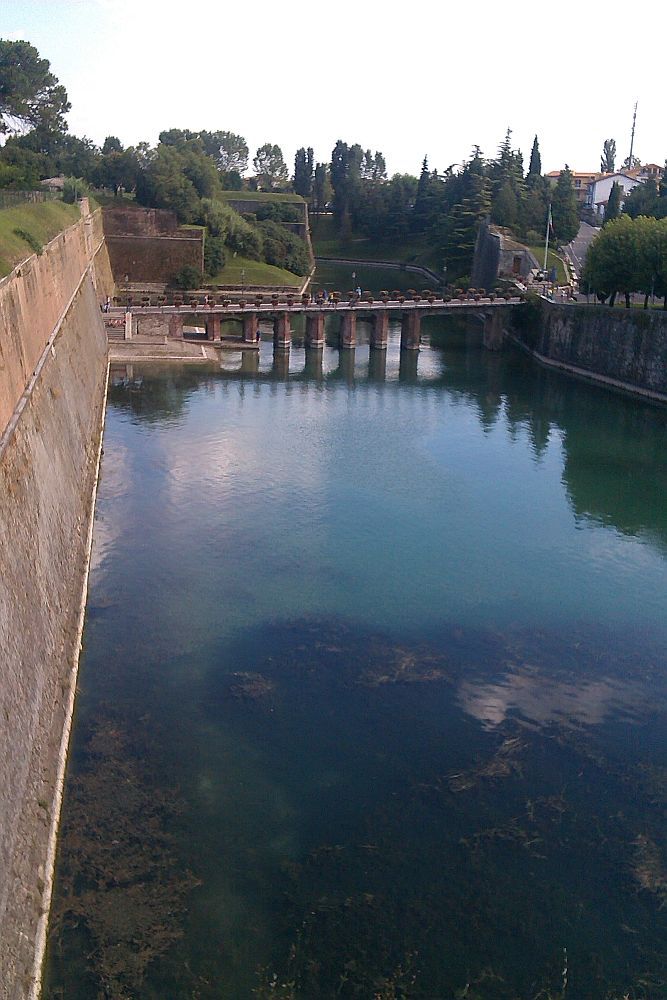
[564,222,599,281]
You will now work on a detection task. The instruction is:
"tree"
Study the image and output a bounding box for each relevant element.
[551,166,579,243]
[135,145,200,221]
[0,39,70,135]
[312,162,330,215]
[604,181,622,225]
[527,135,541,185]
[492,179,518,228]
[102,135,122,155]
[622,153,641,171]
[412,156,432,232]
[329,140,363,225]
[600,139,616,173]
[623,178,660,220]
[199,130,248,174]
[253,143,288,190]
[584,215,640,307]
[293,146,314,198]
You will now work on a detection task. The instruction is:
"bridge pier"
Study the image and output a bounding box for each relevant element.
[169,314,184,339]
[243,312,259,343]
[272,349,290,378]
[340,311,357,349]
[399,349,419,382]
[371,311,389,350]
[400,311,421,351]
[305,313,325,349]
[368,349,387,382]
[483,310,505,350]
[207,314,221,341]
[273,312,292,350]
[304,349,324,380]
[240,350,260,375]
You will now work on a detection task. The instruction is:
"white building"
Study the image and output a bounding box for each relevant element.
[586,173,640,221]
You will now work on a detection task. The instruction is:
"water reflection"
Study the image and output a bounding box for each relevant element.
[58,325,667,998]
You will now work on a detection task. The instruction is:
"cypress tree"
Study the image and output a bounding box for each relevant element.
[527,135,541,182]
[604,181,622,225]
[551,166,579,243]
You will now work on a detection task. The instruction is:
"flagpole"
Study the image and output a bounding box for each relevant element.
[543,203,551,273]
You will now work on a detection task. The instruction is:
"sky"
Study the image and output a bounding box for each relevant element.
[3,0,665,177]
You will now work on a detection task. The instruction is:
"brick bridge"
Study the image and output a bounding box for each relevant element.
[111,296,525,352]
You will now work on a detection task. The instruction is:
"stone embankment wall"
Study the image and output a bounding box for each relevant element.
[103,204,204,284]
[0,207,113,998]
[511,299,667,401]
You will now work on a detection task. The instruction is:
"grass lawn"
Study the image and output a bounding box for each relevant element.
[0,202,81,277]
[527,245,567,285]
[310,215,442,272]
[218,190,305,204]
[209,255,303,288]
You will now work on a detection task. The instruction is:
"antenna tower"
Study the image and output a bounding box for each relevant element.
[628,101,638,166]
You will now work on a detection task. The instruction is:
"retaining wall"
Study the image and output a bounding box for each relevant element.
[0,211,113,997]
[511,299,667,402]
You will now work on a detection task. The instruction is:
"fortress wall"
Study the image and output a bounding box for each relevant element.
[511,299,667,402]
[0,213,113,997]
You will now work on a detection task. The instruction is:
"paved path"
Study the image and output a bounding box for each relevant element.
[564,223,599,280]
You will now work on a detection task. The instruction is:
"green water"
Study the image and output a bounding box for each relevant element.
[45,321,667,999]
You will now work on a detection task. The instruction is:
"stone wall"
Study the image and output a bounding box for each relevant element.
[106,234,205,283]
[511,299,667,401]
[0,208,109,436]
[103,205,204,284]
[0,213,113,997]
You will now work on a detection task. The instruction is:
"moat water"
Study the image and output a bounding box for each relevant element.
[45,320,667,999]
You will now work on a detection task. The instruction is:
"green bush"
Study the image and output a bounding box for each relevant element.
[13,228,43,255]
[62,177,90,204]
[204,235,226,276]
[171,265,203,290]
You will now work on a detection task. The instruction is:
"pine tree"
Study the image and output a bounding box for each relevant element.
[527,135,541,181]
[551,166,579,243]
[412,156,431,232]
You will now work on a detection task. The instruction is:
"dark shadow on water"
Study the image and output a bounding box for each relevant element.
[46,617,667,999]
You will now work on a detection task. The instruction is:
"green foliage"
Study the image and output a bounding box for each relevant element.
[623,178,664,220]
[253,143,288,190]
[603,181,622,225]
[62,176,90,203]
[584,215,667,306]
[171,264,202,290]
[256,219,309,275]
[198,130,248,173]
[101,135,122,155]
[293,146,314,198]
[527,135,541,182]
[600,138,616,173]
[0,39,70,135]
[551,166,579,243]
[13,226,42,254]
[253,202,301,224]
[203,235,226,276]
[312,162,331,214]
[135,145,200,221]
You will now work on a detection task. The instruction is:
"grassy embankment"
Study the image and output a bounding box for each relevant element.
[311,214,442,272]
[218,190,305,204]
[526,244,567,285]
[208,255,303,288]
[0,202,81,277]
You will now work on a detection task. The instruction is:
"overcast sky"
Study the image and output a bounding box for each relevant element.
[4,0,665,177]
